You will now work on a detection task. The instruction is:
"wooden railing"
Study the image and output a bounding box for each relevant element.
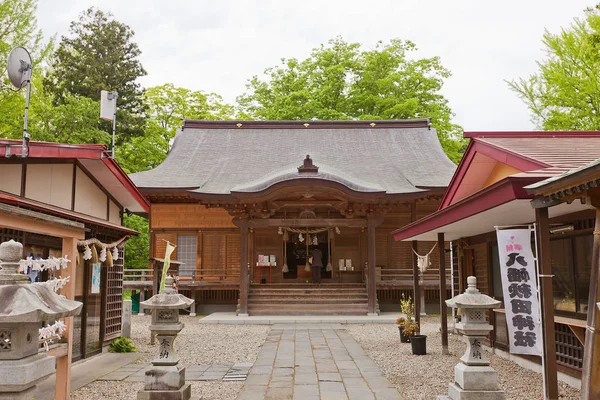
[124,269,153,281]
[124,268,240,283]
[377,267,452,286]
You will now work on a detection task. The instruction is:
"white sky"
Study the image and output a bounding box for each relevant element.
[36,0,592,131]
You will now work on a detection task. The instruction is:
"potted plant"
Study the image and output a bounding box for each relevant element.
[396,316,409,343]
[404,321,427,355]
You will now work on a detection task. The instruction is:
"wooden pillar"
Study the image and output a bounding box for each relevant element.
[581,207,600,399]
[236,218,250,315]
[55,236,77,400]
[438,232,448,355]
[366,216,382,315]
[535,207,559,399]
[411,200,420,328]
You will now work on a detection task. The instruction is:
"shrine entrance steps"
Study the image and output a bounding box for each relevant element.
[237,283,379,316]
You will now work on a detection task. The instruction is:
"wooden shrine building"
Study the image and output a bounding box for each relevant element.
[129,119,456,315]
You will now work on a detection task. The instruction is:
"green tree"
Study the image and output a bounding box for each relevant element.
[238,38,465,162]
[117,83,234,173]
[0,0,53,139]
[123,214,149,270]
[508,6,600,130]
[44,7,147,138]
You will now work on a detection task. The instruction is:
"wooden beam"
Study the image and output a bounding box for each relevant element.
[438,232,448,355]
[535,207,559,399]
[581,207,600,399]
[247,218,368,228]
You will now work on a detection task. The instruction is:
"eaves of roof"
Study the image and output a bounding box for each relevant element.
[392,176,541,241]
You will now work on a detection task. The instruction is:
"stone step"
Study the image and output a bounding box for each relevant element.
[249,289,367,294]
[245,309,371,316]
[247,298,369,304]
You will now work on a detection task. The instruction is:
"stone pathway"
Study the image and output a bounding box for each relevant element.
[237,324,402,400]
[99,362,252,382]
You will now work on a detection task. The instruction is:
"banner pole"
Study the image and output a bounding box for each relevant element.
[531,223,547,400]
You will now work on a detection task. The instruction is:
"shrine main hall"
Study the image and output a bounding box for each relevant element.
[129,119,456,316]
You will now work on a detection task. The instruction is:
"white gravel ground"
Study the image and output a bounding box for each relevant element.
[71,315,269,400]
[346,317,581,400]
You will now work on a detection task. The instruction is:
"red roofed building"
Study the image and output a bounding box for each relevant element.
[392,131,600,391]
[0,140,149,371]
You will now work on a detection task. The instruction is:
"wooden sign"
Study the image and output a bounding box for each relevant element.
[151,204,235,229]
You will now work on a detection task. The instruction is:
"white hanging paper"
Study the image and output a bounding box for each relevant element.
[496,229,542,356]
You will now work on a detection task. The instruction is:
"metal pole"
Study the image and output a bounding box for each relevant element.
[111,93,118,159]
[22,67,32,157]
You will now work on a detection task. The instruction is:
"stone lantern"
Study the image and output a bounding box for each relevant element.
[0,240,82,399]
[438,276,505,400]
[138,275,195,400]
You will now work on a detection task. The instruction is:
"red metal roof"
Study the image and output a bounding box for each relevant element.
[393,130,600,241]
[0,140,149,213]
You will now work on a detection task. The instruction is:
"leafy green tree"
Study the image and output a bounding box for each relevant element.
[238,38,465,162]
[44,7,147,138]
[508,5,600,130]
[123,214,149,270]
[117,83,234,173]
[0,0,53,139]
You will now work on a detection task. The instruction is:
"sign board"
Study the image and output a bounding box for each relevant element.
[91,263,101,294]
[496,228,542,356]
[100,90,117,121]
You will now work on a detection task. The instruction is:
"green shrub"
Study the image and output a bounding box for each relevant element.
[109,337,137,353]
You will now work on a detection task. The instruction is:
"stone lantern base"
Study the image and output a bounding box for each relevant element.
[437,363,505,399]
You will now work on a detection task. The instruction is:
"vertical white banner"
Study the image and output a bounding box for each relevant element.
[100,90,116,121]
[496,229,543,356]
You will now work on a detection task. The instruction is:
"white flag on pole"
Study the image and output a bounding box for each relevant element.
[100,90,117,121]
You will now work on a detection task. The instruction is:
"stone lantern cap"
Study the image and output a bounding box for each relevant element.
[446,276,501,309]
[141,276,193,311]
[0,283,83,323]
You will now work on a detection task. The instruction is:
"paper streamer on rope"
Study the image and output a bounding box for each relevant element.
[112,246,119,261]
[99,247,107,263]
[18,256,71,273]
[39,320,67,351]
[412,243,437,273]
[83,244,92,261]
[35,276,70,292]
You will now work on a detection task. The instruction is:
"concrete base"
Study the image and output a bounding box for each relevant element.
[189,313,196,317]
[447,383,505,400]
[0,386,36,400]
[137,383,193,400]
[0,353,55,391]
[144,366,185,391]
[454,364,498,391]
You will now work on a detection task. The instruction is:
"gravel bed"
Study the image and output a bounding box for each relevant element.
[130,315,270,366]
[346,317,580,400]
[71,381,243,400]
[71,315,269,399]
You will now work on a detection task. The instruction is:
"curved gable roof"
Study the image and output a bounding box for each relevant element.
[130,120,457,197]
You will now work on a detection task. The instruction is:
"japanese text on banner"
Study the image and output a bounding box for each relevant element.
[496,229,542,356]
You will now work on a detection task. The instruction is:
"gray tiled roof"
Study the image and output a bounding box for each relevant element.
[129,122,457,196]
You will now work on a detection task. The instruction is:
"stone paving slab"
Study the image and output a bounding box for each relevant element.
[237,325,402,400]
[100,362,250,382]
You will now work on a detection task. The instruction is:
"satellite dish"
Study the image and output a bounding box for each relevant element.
[7,46,32,89]
[5,46,33,158]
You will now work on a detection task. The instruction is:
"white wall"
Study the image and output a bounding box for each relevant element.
[74,167,107,220]
[25,164,73,209]
[0,164,22,195]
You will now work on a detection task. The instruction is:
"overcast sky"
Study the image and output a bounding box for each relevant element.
[36,0,592,131]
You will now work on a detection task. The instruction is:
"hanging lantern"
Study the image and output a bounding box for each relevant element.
[112,246,119,262]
